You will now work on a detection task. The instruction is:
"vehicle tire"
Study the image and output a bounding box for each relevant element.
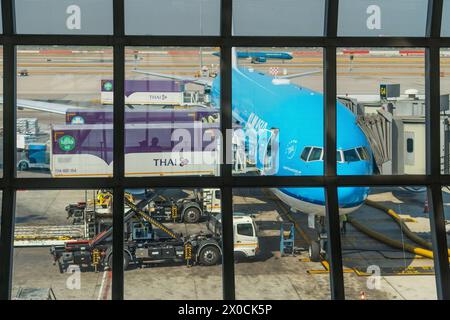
[183,207,201,223]
[198,246,221,266]
[308,240,321,262]
[108,252,130,271]
[18,161,29,171]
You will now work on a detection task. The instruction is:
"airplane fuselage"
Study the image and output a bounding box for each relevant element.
[210,67,373,216]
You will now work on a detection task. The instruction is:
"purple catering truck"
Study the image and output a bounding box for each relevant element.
[100,79,185,105]
[51,122,222,177]
[65,107,219,125]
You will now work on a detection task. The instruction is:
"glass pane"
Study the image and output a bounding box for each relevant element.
[442,0,450,36]
[233,0,325,36]
[338,0,429,37]
[125,0,220,36]
[124,188,222,299]
[13,190,113,300]
[440,49,450,174]
[124,47,220,177]
[14,0,113,35]
[337,48,426,175]
[16,46,113,178]
[233,188,331,299]
[232,47,324,176]
[440,186,450,274]
[340,186,438,300]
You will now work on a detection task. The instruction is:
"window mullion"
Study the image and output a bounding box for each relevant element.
[324,0,345,300]
[112,0,125,301]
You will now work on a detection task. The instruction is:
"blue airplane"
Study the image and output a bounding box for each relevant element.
[14,50,373,260]
[213,51,293,63]
[133,50,374,260]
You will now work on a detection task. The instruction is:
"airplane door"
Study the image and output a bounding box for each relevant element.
[257,128,279,175]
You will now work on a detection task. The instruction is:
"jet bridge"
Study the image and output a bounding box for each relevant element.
[356,110,393,174]
[338,97,393,174]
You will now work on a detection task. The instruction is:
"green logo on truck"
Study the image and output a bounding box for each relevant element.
[59,135,76,151]
[103,81,113,91]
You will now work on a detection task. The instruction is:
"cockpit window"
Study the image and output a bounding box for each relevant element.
[300,147,311,161]
[301,146,368,163]
[356,147,370,161]
[308,147,323,161]
[343,149,360,162]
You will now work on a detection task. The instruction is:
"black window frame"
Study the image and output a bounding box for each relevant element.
[0,0,448,301]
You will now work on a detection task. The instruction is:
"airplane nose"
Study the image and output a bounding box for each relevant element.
[337,186,368,208]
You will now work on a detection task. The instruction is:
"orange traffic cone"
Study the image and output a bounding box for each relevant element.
[424,200,429,213]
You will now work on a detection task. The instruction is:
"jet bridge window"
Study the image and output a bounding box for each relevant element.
[308,147,323,161]
[343,149,360,162]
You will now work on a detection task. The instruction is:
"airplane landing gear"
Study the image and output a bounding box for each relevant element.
[308,240,321,262]
[307,215,328,262]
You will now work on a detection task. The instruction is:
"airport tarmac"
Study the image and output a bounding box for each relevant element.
[3,47,445,178]
[9,48,450,97]
[11,187,448,300]
[2,48,450,300]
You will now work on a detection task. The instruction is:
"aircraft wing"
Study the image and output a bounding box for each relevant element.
[277,70,322,80]
[0,97,75,115]
[132,69,213,87]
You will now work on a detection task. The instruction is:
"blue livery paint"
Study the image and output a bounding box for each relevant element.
[210,66,373,214]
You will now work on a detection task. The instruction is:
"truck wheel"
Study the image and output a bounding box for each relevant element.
[18,162,29,171]
[308,240,321,262]
[108,252,130,271]
[199,246,221,266]
[184,207,201,223]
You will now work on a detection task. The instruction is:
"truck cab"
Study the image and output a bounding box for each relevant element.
[201,188,221,214]
[17,142,50,171]
[207,212,259,258]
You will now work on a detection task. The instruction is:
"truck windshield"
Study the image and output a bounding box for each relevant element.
[237,223,254,237]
